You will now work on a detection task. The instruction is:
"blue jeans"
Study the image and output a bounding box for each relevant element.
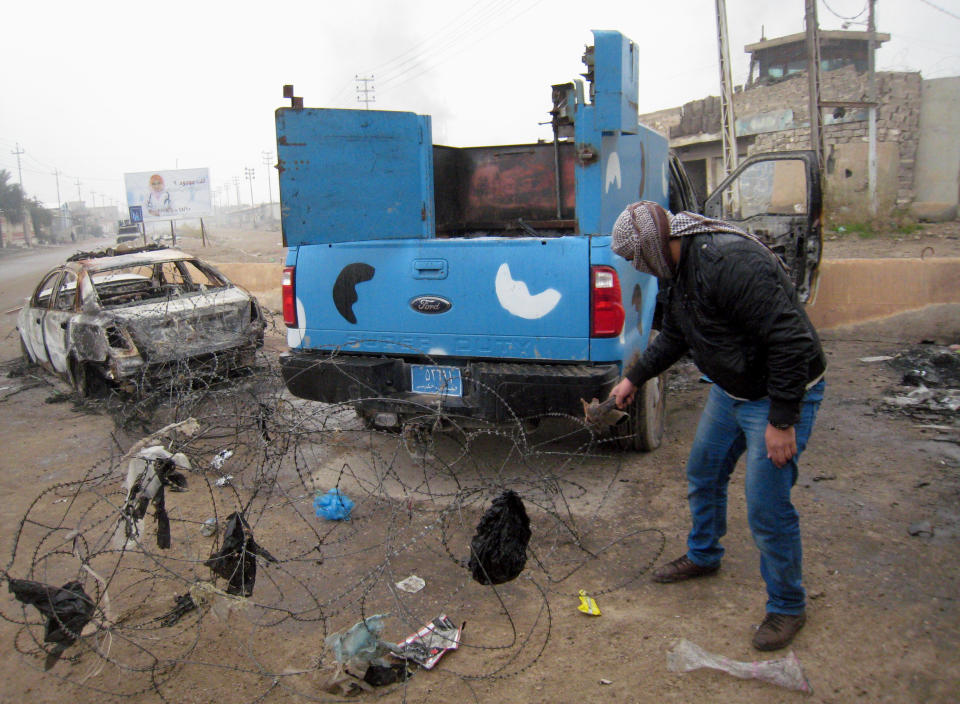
[684,380,825,615]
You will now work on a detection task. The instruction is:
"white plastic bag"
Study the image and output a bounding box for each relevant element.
[667,638,812,694]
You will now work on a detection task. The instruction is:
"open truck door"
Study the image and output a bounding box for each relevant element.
[703,150,822,303]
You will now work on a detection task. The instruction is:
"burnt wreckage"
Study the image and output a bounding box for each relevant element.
[17,245,266,396]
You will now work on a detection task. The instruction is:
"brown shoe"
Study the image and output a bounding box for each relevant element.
[752,611,806,651]
[651,554,720,583]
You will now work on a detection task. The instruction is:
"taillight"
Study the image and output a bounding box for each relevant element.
[590,266,625,337]
[282,266,297,327]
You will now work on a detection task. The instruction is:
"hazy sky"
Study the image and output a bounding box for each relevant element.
[1,0,957,211]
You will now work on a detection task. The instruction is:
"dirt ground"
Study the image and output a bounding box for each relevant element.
[0,223,958,703]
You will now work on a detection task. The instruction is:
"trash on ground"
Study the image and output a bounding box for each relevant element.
[200,517,217,537]
[858,355,895,363]
[314,488,354,521]
[211,449,233,469]
[8,578,96,670]
[204,512,277,596]
[666,638,812,694]
[324,613,403,695]
[908,520,934,537]
[119,445,190,550]
[577,589,601,616]
[395,575,426,593]
[468,489,531,585]
[214,475,233,487]
[394,614,463,669]
[158,593,197,627]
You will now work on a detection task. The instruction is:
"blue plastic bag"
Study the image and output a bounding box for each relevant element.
[314,488,354,521]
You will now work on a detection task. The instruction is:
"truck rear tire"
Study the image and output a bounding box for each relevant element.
[614,330,666,452]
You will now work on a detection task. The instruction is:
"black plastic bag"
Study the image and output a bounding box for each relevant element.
[204,512,277,596]
[468,490,531,585]
[9,579,95,646]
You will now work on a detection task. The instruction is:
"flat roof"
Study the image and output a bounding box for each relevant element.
[745,30,890,53]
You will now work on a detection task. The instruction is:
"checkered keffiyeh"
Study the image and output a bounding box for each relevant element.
[612,203,783,279]
[611,201,675,278]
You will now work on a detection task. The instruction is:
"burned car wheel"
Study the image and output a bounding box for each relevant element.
[68,355,110,399]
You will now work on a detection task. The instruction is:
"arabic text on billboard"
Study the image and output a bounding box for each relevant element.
[124,168,212,221]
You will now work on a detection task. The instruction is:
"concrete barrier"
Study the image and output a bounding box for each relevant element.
[216,258,960,332]
[806,258,960,329]
[216,262,283,312]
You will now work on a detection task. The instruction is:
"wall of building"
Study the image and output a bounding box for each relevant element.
[912,76,960,221]
[638,65,926,223]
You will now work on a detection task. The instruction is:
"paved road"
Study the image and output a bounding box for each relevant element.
[0,238,112,360]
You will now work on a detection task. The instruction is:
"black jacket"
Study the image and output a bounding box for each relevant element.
[625,232,826,427]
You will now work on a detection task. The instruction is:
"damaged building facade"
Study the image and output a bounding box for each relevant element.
[639,30,960,224]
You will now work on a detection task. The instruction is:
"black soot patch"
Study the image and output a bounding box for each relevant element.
[332,263,376,324]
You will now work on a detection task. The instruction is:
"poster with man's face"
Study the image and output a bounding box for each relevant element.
[124,168,212,221]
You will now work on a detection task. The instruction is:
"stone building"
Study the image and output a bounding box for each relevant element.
[638,30,957,224]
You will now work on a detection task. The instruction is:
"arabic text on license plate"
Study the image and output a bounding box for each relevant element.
[411,365,462,397]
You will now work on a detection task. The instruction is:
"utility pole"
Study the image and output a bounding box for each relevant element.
[52,170,62,211]
[75,178,82,203]
[805,0,824,169]
[355,75,375,109]
[716,0,739,180]
[10,143,30,246]
[262,150,274,218]
[233,176,242,207]
[244,167,256,207]
[867,0,878,218]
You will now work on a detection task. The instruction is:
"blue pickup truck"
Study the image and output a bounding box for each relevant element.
[276,30,821,451]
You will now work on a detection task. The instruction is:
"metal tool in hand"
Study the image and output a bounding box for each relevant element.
[581,396,628,429]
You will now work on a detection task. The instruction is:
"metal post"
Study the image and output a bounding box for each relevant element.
[200,217,208,247]
[262,151,274,220]
[867,0,878,218]
[805,0,824,169]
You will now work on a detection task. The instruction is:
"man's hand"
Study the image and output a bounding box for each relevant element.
[609,378,637,410]
[765,424,797,468]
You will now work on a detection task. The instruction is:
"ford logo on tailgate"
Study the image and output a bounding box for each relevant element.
[410,296,451,314]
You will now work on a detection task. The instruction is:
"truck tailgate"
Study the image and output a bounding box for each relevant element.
[290,236,591,362]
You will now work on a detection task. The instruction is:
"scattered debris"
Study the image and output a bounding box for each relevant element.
[666,638,812,693]
[8,578,96,671]
[204,512,277,596]
[119,446,191,550]
[908,520,934,537]
[211,449,233,470]
[200,518,217,537]
[599,678,612,685]
[395,614,462,669]
[395,575,426,593]
[859,355,895,363]
[314,488,354,521]
[325,614,401,695]
[158,593,198,627]
[468,490,531,585]
[214,475,234,487]
[577,590,601,616]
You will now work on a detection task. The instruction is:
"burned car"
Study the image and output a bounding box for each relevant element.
[17,245,266,396]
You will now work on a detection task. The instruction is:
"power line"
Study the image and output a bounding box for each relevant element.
[821,0,868,21]
[915,0,960,20]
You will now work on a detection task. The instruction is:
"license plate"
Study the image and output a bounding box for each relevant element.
[410,365,462,397]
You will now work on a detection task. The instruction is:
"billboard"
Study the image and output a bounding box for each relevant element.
[124,168,212,221]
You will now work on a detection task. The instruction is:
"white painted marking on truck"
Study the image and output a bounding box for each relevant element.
[661,161,669,198]
[428,348,447,356]
[605,152,622,193]
[287,298,307,348]
[495,263,561,320]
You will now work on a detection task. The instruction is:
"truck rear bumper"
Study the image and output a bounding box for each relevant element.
[280,350,621,423]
